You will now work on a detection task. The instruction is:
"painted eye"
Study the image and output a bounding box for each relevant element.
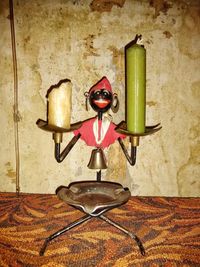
[94,90,101,96]
[102,90,109,97]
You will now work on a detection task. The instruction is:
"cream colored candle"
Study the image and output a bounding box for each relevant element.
[47,80,72,129]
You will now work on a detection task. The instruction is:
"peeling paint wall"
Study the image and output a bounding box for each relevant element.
[0,0,199,196]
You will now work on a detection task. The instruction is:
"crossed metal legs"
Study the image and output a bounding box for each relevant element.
[99,214,145,255]
[40,214,91,256]
[39,211,145,256]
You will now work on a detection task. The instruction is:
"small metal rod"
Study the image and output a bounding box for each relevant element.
[55,133,81,163]
[99,214,145,256]
[97,170,101,181]
[39,214,91,256]
[98,112,103,120]
[118,138,137,166]
[131,145,137,165]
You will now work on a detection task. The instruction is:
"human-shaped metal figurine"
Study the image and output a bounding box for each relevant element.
[37,34,162,256]
[54,76,138,181]
[37,75,161,256]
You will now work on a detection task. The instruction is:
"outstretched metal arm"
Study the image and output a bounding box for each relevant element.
[116,121,162,167]
[118,137,137,166]
[54,133,81,163]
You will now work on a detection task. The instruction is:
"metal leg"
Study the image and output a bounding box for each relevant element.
[40,214,91,256]
[99,214,145,256]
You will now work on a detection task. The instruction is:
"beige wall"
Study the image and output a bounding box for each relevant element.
[0,0,199,196]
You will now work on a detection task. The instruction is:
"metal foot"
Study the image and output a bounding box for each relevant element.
[39,214,91,256]
[99,214,145,256]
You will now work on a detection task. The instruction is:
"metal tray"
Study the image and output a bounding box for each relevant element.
[115,121,162,136]
[57,181,131,216]
[36,119,82,133]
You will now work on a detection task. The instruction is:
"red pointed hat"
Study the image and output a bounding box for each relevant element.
[89,76,112,94]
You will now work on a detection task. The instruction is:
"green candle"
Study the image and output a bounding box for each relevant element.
[126,43,146,133]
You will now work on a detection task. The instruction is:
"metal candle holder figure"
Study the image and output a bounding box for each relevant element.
[36,34,161,257]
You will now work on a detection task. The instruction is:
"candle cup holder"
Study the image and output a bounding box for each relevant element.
[36,119,82,144]
[116,120,162,146]
[36,119,82,133]
[116,121,162,137]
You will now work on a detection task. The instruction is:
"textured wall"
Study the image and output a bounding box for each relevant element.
[0,0,199,196]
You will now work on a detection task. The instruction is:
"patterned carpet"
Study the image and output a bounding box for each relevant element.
[0,192,199,266]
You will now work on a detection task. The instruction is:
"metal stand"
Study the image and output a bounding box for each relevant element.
[39,203,145,256]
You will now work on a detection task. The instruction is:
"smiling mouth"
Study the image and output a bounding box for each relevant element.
[93,99,111,108]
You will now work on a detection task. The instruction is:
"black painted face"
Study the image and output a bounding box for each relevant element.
[89,89,113,113]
